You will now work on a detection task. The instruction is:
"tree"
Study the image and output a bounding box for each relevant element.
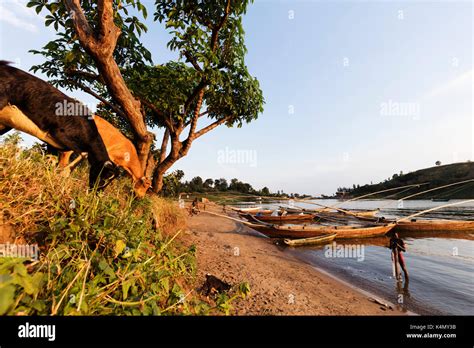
[161,169,185,197]
[203,178,214,190]
[28,0,264,194]
[229,178,239,190]
[261,186,270,196]
[435,161,441,166]
[214,178,228,191]
[189,176,204,192]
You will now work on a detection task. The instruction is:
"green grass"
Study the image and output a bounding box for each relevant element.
[0,135,249,315]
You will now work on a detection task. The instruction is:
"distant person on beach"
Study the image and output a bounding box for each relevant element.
[389,232,409,281]
[190,198,200,216]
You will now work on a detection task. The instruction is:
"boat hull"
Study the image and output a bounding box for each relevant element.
[394,220,474,232]
[230,206,262,214]
[284,233,337,246]
[246,213,315,223]
[243,214,396,239]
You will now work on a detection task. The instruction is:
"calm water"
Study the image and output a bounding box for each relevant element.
[236,199,474,315]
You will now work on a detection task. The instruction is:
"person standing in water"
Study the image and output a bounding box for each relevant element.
[390,231,409,281]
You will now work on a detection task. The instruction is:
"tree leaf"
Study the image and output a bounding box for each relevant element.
[114,240,127,258]
[0,285,16,315]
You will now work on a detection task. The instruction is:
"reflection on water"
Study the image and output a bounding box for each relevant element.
[251,199,474,315]
[288,236,474,315]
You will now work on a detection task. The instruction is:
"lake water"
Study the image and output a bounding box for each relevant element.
[236,199,474,315]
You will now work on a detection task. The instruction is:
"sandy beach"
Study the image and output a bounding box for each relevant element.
[182,204,405,315]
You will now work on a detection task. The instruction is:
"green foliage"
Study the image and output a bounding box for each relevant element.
[215,281,251,315]
[28,0,152,91]
[1,131,23,147]
[0,144,249,315]
[124,62,201,126]
[161,170,186,197]
[152,0,264,126]
[28,0,264,139]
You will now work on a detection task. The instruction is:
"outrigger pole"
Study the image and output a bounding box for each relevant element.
[395,178,474,202]
[289,183,430,217]
[397,199,474,223]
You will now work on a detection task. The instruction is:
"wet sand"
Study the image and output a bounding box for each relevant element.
[182,204,406,315]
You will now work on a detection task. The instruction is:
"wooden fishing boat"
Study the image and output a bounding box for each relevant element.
[242,214,396,239]
[244,212,316,223]
[282,206,379,218]
[348,209,380,218]
[230,206,262,214]
[257,209,274,215]
[281,206,329,214]
[394,219,474,232]
[283,233,337,246]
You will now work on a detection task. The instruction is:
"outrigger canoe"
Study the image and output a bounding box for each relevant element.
[394,219,474,232]
[230,206,263,214]
[244,212,316,223]
[348,209,380,218]
[283,233,337,246]
[242,214,396,239]
[282,206,379,218]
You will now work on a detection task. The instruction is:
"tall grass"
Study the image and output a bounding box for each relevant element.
[0,135,249,315]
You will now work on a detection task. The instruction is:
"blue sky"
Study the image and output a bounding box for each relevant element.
[0,0,472,195]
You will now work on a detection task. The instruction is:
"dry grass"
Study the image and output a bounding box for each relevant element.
[0,135,249,316]
[150,196,186,236]
[0,136,201,315]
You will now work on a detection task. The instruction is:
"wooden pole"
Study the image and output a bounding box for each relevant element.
[201,210,264,228]
[314,182,430,206]
[396,178,474,202]
[396,199,474,223]
[288,200,371,218]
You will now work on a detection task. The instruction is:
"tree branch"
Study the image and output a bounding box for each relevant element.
[71,80,127,120]
[96,0,121,50]
[64,68,102,83]
[184,80,207,114]
[210,0,231,52]
[64,0,96,49]
[183,50,203,72]
[194,115,233,139]
[135,95,175,132]
[159,128,170,164]
[180,88,205,156]
[184,110,209,128]
[135,95,165,119]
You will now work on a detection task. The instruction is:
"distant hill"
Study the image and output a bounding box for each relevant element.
[338,162,474,199]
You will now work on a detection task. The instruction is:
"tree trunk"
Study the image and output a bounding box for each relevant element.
[65,0,154,171]
[95,56,154,169]
[152,155,178,194]
[152,168,166,194]
[152,135,181,193]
